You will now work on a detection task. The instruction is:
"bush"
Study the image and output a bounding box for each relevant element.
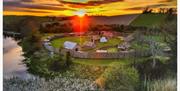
[97,63,139,91]
[135,58,167,80]
[140,78,176,91]
[49,54,68,72]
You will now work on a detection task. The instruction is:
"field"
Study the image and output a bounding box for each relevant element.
[51,36,89,48]
[89,14,139,25]
[107,47,118,53]
[73,58,128,66]
[51,36,122,51]
[130,14,167,27]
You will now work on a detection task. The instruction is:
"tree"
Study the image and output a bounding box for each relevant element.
[159,19,177,72]
[65,52,72,67]
[98,63,139,91]
[159,8,166,13]
[142,7,153,14]
[148,39,163,68]
[21,30,42,57]
[19,17,40,37]
[166,8,175,15]
[132,30,164,68]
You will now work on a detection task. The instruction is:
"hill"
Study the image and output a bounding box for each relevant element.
[130,14,167,27]
[89,14,139,25]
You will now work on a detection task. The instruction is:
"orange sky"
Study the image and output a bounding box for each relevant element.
[3,0,177,16]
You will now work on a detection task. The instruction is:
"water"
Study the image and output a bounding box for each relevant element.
[3,37,32,79]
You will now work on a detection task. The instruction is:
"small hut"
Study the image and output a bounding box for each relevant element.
[100,37,108,43]
[64,41,80,51]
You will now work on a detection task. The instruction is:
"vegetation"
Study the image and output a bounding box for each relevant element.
[140,78,176,91]
[74,58,127,66]
[160,15,177,72]
[107,47,118,53]
[4,77,97,91]
[51,36,88,48]
[130,14,167,27]
[51,36,122,51]
[97,63,139,90]
[96,38,122,49]
[3,9,177,91]
[21,30,42,57]
[3,15,52,33]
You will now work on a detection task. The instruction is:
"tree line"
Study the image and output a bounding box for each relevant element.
[142,7,177,14]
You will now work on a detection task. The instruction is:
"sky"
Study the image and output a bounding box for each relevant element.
[3,0,177,16]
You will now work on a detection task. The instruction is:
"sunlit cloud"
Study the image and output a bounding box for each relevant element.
[3,0,177,16]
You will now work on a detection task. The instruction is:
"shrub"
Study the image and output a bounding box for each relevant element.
[97,63,139,91]
[135,58,167,80]
[141,78,177,91]
[148,78,176,91]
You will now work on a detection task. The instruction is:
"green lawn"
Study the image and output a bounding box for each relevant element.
[107,47,118,53]
[96,38,122,49]
[51,36,89,48]
[130,14,167,27]
[73,58,128,66]
[42,33,56,40]
[51,36,122,50]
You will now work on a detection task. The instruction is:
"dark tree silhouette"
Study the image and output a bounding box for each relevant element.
[142,7,153,14]
[65,52,72,67]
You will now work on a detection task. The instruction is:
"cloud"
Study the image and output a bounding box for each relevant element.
[124,7,143,10]
[147,4,168,8]
[159,0,175,3]
[18,0,60,3]
[5,7,51,13]
[3,0,177,16]
[59,0,124,6]
[124,4,168,10]
[3,1,73,11]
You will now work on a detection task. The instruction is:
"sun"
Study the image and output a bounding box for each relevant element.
[74,9,86,17]
[77,13,85,17]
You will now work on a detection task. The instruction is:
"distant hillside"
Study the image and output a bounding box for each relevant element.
[3,15,52,32]
[3,15,52,25]
[130,14,167,27]
[89,14,139,25]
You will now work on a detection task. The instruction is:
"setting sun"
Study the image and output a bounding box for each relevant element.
[74,9,86,17]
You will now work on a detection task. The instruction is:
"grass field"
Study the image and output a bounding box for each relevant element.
[130,14,167,27]
[51,36,89,48]
[73,58,128,66]
[96,38,122,49]
[51,36,122,50]
[107,47,118,53]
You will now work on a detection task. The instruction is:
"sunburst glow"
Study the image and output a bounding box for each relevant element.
[74,9,86,17]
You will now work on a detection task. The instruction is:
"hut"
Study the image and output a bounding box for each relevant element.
[64,41,80,51]
[100,37,108,43]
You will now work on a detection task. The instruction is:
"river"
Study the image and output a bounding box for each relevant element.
[3,37,32,79]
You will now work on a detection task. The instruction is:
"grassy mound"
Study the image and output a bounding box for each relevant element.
[130,14,167,27]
